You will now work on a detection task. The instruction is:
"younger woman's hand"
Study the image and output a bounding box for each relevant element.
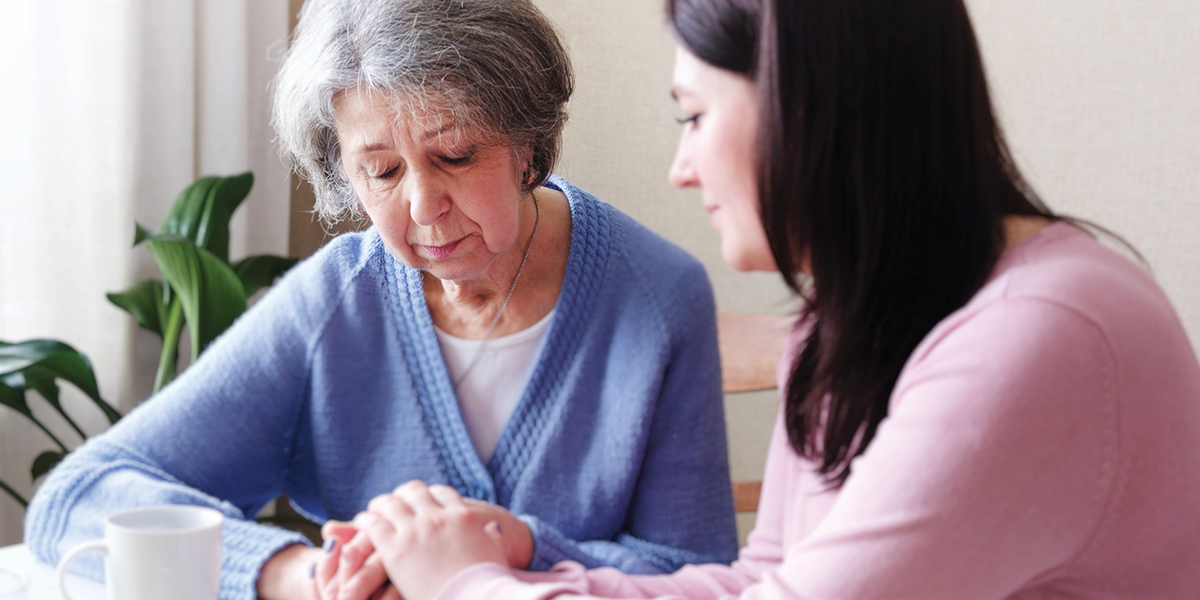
[354,481,509,600]
[460,498,534,569]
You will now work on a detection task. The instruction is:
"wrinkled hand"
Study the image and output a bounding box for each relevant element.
[353,481,510,600]
[314,521,397,600]
[257,544,324,600]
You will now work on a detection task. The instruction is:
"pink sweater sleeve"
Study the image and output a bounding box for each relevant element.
[736,297,1119,599]
[435,448,786,600]
[437,293,1120,600]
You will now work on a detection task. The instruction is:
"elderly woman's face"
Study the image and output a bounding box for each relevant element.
[335,89,527,281]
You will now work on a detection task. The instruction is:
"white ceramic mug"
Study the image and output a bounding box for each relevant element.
[56,505,223,600]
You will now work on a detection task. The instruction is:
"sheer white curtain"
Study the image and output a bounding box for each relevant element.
[0,0,290,545]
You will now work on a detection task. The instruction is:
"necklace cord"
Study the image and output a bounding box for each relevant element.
[452,194,541,386]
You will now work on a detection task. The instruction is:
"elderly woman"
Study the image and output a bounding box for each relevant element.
[24,1,738,598]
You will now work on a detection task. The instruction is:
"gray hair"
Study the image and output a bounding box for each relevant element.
[273,0,574,223]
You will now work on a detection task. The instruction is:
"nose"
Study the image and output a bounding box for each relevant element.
[405,171,451,226]
[668,128,698,188]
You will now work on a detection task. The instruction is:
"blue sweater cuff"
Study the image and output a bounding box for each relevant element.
[520,514,664,575]
[219,518,311,600]
[521,514,576,572]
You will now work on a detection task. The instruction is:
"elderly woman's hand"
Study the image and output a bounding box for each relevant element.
[314,521,394,600]
[346,481,510,600]
[257,544,325,600]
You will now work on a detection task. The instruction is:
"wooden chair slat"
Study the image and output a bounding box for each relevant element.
[718,313,792,393]
[732,481,762,513]
[718,313,791,514]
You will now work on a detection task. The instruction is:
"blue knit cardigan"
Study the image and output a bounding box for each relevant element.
[26,177,738,600]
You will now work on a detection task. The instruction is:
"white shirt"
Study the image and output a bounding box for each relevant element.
[433,310,555,463]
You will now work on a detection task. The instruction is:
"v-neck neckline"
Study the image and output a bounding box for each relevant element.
[383,177,612,505]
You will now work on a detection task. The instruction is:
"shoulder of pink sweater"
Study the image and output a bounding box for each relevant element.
[912,222,1190,376]
[993,223,1172,329]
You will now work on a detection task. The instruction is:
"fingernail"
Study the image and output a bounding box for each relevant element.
[323,538,337,553]
[308,562,315,579]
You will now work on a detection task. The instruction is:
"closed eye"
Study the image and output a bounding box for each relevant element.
[440,154,472,166]
[676,114,702,127]
[370,166,401,179]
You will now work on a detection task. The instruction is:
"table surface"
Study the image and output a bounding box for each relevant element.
[0,544,104,600]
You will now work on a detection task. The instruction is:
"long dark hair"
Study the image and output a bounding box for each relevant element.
[667,0,759,74]
[670,0,1054,485]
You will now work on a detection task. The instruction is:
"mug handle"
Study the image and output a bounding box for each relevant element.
[56,540,108,600]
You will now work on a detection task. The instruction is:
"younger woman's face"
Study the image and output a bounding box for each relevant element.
[669,45,776,272]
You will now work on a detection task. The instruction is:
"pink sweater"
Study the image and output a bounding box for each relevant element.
[438,223,1200,599]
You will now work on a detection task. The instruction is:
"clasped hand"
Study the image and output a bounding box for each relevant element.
[312,481,534,600]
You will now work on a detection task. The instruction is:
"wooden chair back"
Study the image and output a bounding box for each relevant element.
[718,313,791,513]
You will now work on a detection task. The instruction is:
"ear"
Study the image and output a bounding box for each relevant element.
[512,144,537,190]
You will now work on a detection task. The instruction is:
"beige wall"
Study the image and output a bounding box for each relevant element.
[967,0,1200,340]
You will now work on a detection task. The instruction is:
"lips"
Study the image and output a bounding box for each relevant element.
[419,237,466,259]
[703,204,721,226]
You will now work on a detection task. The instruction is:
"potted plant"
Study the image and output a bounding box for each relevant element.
[1,172,297,508]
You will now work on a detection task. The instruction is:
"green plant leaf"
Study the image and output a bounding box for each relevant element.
[233,255,298,298]
[107,280,168,339]
[155,173,253,264]
[0,340,95,395]
[160,177,220,242]
[23,366,88,440]
[22,368,60,409]
[0,377,31,417]
[153,299,183,394]
[0,375,69,450]
[129,227,175,307]
[31,450,65,481]
[133,222,154,246]
[197,172,254,264]
[0,339,119,424]
[145,236,247,360]
[0,340,44,375]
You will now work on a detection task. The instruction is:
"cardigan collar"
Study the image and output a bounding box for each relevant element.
[384,176,613,504]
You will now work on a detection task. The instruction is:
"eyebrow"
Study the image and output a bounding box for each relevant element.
[360,142,392,153]
[423,124,457,142]
[351,123,458,154]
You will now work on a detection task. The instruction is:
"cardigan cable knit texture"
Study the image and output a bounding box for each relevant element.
[24,177,738,600]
